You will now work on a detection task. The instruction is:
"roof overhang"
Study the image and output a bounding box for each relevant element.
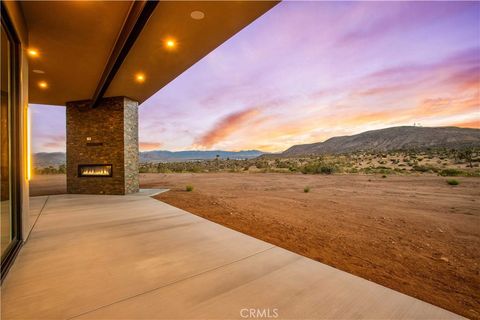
[21,0,279,106]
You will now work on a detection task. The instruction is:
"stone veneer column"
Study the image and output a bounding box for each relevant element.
[66,96,139,195]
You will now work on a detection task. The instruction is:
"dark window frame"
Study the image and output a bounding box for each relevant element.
[1,2,24,283]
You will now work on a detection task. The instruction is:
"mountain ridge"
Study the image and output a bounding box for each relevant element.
[33,126,480,167]
[33,150,265,167]
[282,126,480,156]
[140,150,265,162]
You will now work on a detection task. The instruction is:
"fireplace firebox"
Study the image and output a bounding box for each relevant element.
[78,164,113,177]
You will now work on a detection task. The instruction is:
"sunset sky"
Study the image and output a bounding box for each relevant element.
[31,1,480,153]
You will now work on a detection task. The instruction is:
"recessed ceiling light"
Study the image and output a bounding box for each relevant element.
[164,38,177,50]
[190,11,205,20]
[33,69,45,74]
[28,49,39,57]
[135,73,146,83]
[38,81,48,89]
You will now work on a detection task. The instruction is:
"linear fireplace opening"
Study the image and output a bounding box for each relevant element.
[78,164,113,177]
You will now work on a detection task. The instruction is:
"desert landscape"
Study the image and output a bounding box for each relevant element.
[30,171,480,319]
[29,126,480,319]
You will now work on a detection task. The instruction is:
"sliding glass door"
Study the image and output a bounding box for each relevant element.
[1,13,21,273]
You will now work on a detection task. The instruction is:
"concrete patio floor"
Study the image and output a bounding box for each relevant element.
[1,191,462,319]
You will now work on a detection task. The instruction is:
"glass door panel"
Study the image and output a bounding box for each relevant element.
[1,22,13,258]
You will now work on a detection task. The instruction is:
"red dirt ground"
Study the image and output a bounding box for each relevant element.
[31,173,480,319]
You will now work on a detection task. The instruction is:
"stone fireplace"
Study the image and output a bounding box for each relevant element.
[66,96,139,195]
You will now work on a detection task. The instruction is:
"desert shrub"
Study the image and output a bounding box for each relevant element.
[185,185,194,192]
[446,179,459,186]
[320,165,335,174]
[255,161,268,169]
[304,186,310,193]
[412,165,430,173]
[34,166,65,175]
[188,166,203,173]
[139,166,149,173]
[276,160,291,169]
[439,169,464,176]
[363,166,395,175]
[301,162,336,174]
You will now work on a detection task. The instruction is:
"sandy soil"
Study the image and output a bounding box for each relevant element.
[30,173,480,319]
[29,174,66,196]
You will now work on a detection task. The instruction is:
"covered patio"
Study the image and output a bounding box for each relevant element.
[0,1,468,318]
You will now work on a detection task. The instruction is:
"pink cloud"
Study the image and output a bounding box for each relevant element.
[355,84,410,96]
[140,142,163,151]
[414,96,479,118]
[194,108,260,148]
[454,119,480,129]
[34,134,66,153]
[44,141,65,149]
[446,66,480,91]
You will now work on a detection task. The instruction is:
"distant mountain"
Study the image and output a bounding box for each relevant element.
[140,150,265,163]
[33,150,265,167]
[33,126,480,166]
[282,126,480,156]
[32,152,66,168]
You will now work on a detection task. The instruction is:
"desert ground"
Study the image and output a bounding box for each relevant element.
[30,173,480,319]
